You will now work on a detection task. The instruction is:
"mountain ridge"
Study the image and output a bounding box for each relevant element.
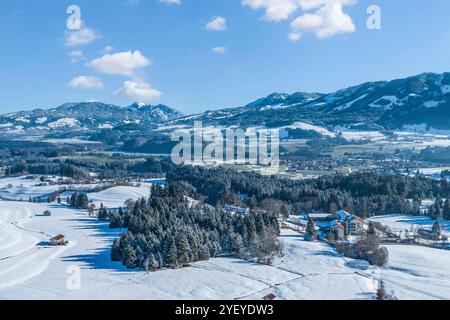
[166,72,450,131]
[0,102,183,132]
[2,72,450,135]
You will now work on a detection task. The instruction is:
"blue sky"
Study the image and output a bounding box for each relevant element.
[1,0,450,114]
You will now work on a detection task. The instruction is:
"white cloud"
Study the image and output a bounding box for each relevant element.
[100,46,114,54]
[87,50,151,77]
[288,32,302,41]
[242,0,356,40]
[212,47,228,54]
[160,0,181,5]
[114,80,162,103]
[65,23,101,46]
[243,0,299,21]
[68,50,84,63]
[67,76,104,90]
[290,1,355,39]
[205,16,227,31]
[69,50,83,57]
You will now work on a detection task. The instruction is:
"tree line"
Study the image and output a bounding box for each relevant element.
[166,166,450,219]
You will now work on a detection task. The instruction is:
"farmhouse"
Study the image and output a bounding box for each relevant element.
[415,228,448,247]
[288,210,367,241]
[297,213,346,240]
[263,293,276,301]
[419,205,431,215]
[336,210,367,236]
[49,234,65,246]
[223,204,250,215]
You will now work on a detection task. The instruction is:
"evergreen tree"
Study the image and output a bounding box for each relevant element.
[176,233,191,265]
[443,199,450,221]
[280,205,290,221]
[306,218,315,236]
[230,233,244,256]
[98,206,109,220]
[111,239,122,261]
[198,245,210,260]
[70,192,89,209]
[167,239,179,269]
[123,244,138,268]
[432,222,442,235]
[110,212,122,228]
[144,254,159,272]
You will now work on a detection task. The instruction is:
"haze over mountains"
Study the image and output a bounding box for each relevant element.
[1,72,450,136]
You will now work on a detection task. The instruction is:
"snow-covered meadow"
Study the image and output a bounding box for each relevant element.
[0,176,153,208]
[370,214,450,237]
[0,201,377,300]
[0,177,449,300]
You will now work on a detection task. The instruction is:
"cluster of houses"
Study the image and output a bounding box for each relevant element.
[222,203,369,243]
[289,210,368,241]
[223,204,251,215]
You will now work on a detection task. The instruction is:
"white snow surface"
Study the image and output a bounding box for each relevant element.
[35,117,48,124]
[423,101,444,108]
[0,176,95,201]
[48,118,80,129]
[281,122,336,137]
[372,245,450,300]
[369,96,399,109]
[0,200,379,300]
[369,214,450,237]
[0,179,449,300]
[88,184,152,208]
[0,176,152,207]
[339,130,386,142]
[335,93,368,111]
[441,85,450,94]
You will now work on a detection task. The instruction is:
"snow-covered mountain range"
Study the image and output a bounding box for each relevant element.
[2,72,450,136]
[168,72,450,132]
[0,102,183,133]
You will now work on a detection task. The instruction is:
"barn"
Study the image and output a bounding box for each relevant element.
[50,234,66,246]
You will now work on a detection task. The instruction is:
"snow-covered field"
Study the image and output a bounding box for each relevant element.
[373,245,450,300]
[0,176,153,208]
[364,214,450,299]
[0,179,449,299]
[86,185,152,208]
[370,214,450,237]
[0,176,94,201]
[0,199,378,300]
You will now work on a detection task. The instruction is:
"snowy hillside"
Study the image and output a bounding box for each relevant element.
[0,204,377,300]
[0,192,449,299]
[87,184,152,208]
